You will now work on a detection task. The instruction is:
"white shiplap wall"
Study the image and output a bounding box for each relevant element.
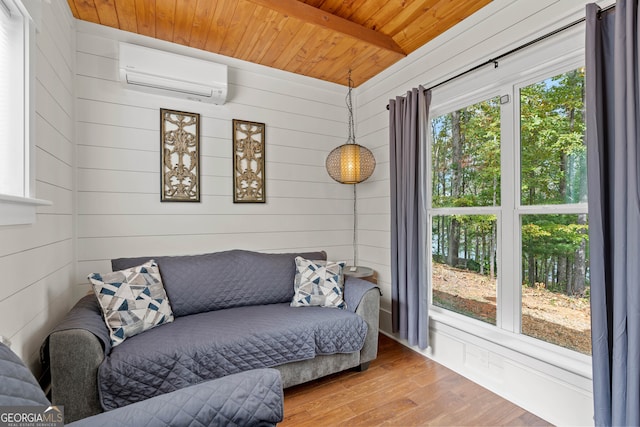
[355,0,606,425]
[74,21,353,286]
[0,1,76,370]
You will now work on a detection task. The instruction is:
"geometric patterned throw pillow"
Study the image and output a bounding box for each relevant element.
[291,256,347,309]
[88,260,174,347]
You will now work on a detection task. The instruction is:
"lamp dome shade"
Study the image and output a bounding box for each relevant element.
[326,143,376,184]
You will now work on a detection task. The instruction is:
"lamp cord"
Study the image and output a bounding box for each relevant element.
[346,70,355,144]
[353,183,358,268]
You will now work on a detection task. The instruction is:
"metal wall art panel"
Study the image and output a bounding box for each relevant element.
[233,119,265,203]
[160,109,200,202]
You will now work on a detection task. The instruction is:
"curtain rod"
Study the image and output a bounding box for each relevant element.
[386,3,616,110]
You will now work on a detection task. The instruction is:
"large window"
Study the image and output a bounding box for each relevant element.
[428,29,590,357]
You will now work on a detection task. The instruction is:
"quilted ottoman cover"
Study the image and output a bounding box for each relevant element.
[71,369,283,427]
[98,303,367,410]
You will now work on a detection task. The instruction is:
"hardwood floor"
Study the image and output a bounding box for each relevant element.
[281,334,551,426]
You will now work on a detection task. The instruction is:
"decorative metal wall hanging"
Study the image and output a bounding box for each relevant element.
[160,109,200,202]
[233,119,265,203]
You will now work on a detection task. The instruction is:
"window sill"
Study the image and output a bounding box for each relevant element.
[429,307,592,383]
[0,193,52,225]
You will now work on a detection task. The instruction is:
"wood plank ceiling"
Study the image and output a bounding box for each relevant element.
[67,0,492,87]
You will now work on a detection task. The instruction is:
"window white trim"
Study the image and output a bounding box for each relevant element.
[0,0,50,225]
[0,194,51,226]
[426,22,590,369]
[428,307,593,383]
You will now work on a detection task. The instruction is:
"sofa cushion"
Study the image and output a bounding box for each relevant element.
[111,250,326,317]
[97,303,367,410]
[88,260,174,346]
[291,257,347,309]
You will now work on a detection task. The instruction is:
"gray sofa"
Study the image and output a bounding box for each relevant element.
[0,341,284,426]
[43,250,380,423]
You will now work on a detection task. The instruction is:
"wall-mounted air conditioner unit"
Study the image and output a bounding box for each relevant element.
[119,42,228,104]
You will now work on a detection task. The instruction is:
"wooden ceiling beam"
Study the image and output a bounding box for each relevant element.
[243,0,406,58]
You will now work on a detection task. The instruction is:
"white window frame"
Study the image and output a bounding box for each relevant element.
[426,24,592,381]
[0,0,50,226]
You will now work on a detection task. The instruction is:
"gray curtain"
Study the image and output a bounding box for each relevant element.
[586,2,640,425]
[389,87,431,349]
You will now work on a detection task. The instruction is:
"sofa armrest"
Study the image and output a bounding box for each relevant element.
[49,329,104,422]
[355,287,381,366]
[67,368,284,427]
[43,294,111,422]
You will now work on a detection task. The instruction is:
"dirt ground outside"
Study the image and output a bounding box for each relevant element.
[431,262,591,355]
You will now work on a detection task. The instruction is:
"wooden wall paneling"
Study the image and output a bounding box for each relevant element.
[0,216,73,258]
[75,54,117,82]
[35,182,73,215]
[3,268,77,372]
[0,1,74,365]
[77,192,353,216]
[36,116,73,166]
[0,264,74,339]
[77,230,349,260]
[76,122,156,151]
[78,213,351,239]
[77,144,157,172]
[36,52,73,118]
[76,98,156,129]
[35,148,73,190]
[40,10,75,71]
[0,240,73,303]
[74,27,353,325]
[77,168,157,193]
[36,82,73,141]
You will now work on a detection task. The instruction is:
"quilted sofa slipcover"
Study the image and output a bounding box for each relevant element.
[43,249,380,422]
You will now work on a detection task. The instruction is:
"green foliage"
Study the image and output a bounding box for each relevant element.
[520,68,587,205]
[431,68,589,298]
